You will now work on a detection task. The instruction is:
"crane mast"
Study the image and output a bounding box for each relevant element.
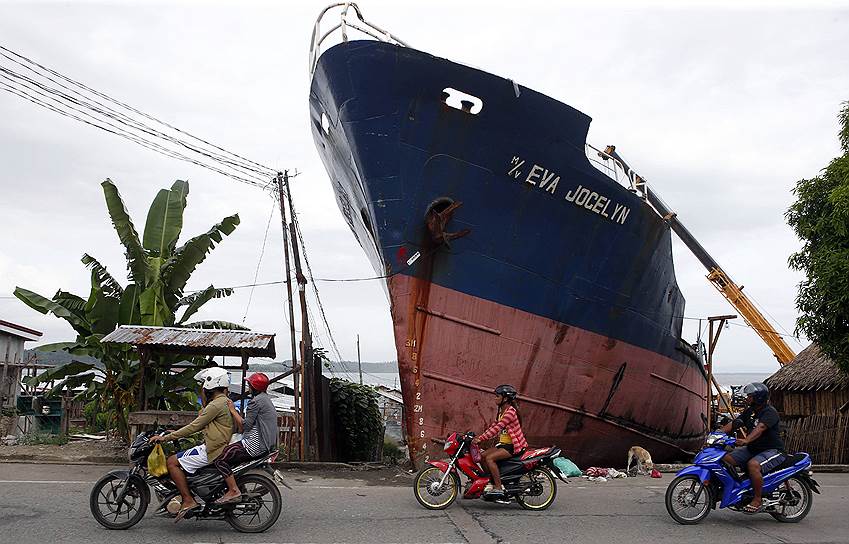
[600,146,796,365]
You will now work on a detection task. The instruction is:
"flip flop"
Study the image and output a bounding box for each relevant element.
[214,494,242,506]
[174,504,200,523]
[743,502,765,515]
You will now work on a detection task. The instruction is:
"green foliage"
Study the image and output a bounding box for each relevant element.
[17,432,69,446]
[14,178,242,440]
[786,101,849,371]
[329,379,383,461]
[382,437,403,464]
[83,400,108,432]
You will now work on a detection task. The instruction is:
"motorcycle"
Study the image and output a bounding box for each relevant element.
[665,431,820,525]
[413,431,570,510]
[89,429,282,533]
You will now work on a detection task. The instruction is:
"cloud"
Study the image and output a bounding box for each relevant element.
[0,2,846,373]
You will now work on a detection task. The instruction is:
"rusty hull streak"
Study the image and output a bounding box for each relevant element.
[414,305,501,335]
[421,369,696,452]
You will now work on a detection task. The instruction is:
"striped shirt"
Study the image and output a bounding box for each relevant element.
[478,406,528,450]
[241,426,265,456]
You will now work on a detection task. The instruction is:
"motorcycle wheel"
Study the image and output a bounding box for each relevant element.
[516,468,557,510]
[89,473,149,530]
[226,473,282,533]
[665,475,712,525]
[413,466,460,510]
[769,476,813,523]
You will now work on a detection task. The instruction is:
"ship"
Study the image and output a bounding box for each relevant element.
[308,4,707,467]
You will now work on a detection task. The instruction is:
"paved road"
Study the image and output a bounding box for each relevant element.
[0,463,846,543]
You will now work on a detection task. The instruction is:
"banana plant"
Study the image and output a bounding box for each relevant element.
[14,178,245,440]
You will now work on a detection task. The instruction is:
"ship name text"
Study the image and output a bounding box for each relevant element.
[505,156,630,225]
[564,184,630,225]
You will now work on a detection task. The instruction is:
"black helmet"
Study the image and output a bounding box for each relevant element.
[742,382,769,405]
[494,384,518,400]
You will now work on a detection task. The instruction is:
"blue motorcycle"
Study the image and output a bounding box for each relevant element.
[665,431,820,524]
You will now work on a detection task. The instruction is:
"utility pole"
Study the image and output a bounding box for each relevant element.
[357,334,363,385]
[284,172,316,460]
[706,314,737,430]
[276,171,301,460]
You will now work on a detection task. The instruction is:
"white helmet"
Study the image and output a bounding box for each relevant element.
[194,367,230,391]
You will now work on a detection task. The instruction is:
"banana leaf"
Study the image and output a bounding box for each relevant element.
[43,372,98,398]
[32,342,78,353]
[24,361,96,387]
[177,285,233,324]
[162,214,239,306]
[182,320,249,331]
[118,284,141,325]
[143,180,189,259]
[81,253,124,298]
[84,270,120,335]
[139,282,173,326]
[101,179,150,286]
[14,287,91,336]
[53,290,87,313]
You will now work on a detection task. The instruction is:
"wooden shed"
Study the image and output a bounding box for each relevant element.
[765,344,849,463]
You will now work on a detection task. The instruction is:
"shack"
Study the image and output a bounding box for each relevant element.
[765,344,849,463]
[0,319,43,437]
[101,325,278,439]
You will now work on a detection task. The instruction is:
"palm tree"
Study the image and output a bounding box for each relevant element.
[14,178,242,438]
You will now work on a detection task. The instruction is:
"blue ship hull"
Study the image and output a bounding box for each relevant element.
[310,40,707,466]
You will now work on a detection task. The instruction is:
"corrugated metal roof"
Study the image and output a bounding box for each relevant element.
[101,325,276,358]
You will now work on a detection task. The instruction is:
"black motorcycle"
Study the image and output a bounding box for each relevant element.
[89,429,282,533]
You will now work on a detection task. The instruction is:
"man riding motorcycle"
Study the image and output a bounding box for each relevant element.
[472,384,528,503]
[720,382,785,514]
[215,372,278,505]
[150,367,233,521]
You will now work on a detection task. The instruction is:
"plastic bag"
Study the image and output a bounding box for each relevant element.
[147,443,168,477]
[470,442,482,464]
[553,456,582,477]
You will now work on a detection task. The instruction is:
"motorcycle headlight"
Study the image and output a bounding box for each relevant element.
[443,441,451,451]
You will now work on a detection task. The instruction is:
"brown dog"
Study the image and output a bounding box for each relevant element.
[626,446,654,475]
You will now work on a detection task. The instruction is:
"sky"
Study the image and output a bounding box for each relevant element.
[0,1,847,374]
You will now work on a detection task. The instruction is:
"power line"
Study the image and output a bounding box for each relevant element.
[0,76,269,188]
[241,199,277,324]
[0,47,278,188]
[0,45,277,179]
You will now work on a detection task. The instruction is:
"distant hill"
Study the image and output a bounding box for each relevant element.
[24,349,102,368]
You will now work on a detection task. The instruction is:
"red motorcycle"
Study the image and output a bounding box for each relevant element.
[413,431,569,510]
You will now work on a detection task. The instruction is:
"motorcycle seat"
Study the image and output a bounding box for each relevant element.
[186,465,220,481]
[763,453,807,474]
[518,447,553,461]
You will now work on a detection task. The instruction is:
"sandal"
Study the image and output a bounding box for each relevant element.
[743,502,764,515]
[174,504,200,522]
[214,494,242,505]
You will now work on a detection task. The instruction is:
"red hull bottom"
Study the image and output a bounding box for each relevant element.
[388,275,707,468]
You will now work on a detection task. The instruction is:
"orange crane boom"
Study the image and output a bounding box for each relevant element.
[600,146,796,365]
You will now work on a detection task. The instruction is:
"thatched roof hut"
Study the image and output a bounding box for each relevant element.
[767,344,849,394]
[765,344,849,463]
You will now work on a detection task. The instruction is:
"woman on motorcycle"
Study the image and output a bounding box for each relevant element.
[472,384,528,501]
